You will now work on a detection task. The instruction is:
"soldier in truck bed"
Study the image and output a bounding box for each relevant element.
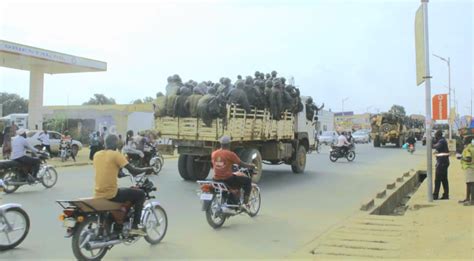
[227,80,251,113]
[184,87,204,117]
[174,86,192,117]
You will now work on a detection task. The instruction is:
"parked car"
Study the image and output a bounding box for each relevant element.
[26,130,83,156]
[352,130,370,144]
[319,131,338,145]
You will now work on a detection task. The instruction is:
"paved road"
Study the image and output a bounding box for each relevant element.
[0,143,425,259]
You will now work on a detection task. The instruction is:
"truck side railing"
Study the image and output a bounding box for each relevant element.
[155,104,294,142]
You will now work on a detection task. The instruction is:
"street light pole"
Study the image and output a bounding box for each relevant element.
[433,54,452,139]
[342,97,349,116]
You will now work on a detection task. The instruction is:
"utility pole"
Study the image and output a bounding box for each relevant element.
[433,54,452,139]
[421,0,434,202]
[342,97,349,116]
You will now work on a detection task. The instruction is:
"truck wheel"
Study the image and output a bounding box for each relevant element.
[241,149,263,183]
[178,155,190,180]
[291,145,306,174]
[186,156,211,181]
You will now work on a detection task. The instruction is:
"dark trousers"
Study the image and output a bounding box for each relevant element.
[14,155,41,177]
[221,175,252,201]
[89,145,99,160]
[111,188,146,227]
[434,163,449,197]
[41,144,52,154]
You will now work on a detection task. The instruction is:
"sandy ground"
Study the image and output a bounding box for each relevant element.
[400,157,474,259]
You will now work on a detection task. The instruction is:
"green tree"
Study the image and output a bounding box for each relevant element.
[143,96,154,103]
[389,105,406,117]
[83,94,116,105]
[131,96,154,104]
[0,92,28,116]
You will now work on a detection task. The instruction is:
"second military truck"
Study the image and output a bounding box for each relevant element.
[371,113,407,148]
[155,97,317,182]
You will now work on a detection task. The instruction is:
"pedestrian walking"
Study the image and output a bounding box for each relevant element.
[38,129,52,154]
[117,134,124,152]
[89,131,101,160]
[459,136,474,206]
[2,125,12,159]
[433,130,450,200]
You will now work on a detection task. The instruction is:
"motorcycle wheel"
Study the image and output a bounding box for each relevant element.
[3,171,20,194]
[206,196,226,229]
[41,167,58,188]
[72,216,108,261]
[247,185,261,217]
[144,205,168,245]
[346,151,356,162]
[150,157,163,174]
[0,207,30,250]
[329,152,338,162]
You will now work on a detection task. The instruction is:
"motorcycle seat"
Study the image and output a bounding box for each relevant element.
[0,160,20,169]
[75,197,123,212]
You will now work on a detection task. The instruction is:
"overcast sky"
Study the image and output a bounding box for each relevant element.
[0,0,472,116]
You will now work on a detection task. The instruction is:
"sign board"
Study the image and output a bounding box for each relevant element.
[432,94,448,120]
[415,5,425,86]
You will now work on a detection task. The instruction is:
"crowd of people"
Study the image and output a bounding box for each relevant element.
[154,71,323,126]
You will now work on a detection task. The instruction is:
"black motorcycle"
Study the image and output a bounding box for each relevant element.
[0,150,58,193]
[57,172,167,261]
[126,143,164,174]
[329,144,356,162]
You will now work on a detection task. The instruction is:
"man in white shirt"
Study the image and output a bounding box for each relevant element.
[336,131,351,154]
[11,129,40,181]
[38,129,51,154]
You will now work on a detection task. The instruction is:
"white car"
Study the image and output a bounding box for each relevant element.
[26,130,83,156]
[319,131,338,145]
[352,130,370,144]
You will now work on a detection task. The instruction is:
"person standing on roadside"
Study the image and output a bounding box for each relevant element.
[89,131,101,160]
[117,134,124,152]
[433,130,450,200]
[459,136,474,205]
[38,129,52,154]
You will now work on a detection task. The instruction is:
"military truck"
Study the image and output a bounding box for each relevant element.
[155,97,317,183]
[370,113,407,148]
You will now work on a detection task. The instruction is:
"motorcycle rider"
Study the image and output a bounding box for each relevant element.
[11,128,40,182]
[61,131,76,162]
[122,130,144,159]
[406,133,416,150]
[93,134,154,236]
[336,131,351,155]
[211,136,255,206]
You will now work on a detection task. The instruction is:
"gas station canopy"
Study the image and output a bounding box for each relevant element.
[0,40,106,74]
[0,40,107,130]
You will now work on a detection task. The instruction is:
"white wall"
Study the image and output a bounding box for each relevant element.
[317,109,334,132]
[127,112,154,134]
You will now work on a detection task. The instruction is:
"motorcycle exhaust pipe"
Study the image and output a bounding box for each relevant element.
[86,239,122,250]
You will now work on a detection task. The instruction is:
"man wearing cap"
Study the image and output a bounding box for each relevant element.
[11,128,40,181]
[211,136,255,205]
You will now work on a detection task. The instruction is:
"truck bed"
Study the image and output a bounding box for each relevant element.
[155,104,295,142]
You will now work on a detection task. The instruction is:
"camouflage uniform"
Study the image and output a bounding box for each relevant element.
[227,80,251,113]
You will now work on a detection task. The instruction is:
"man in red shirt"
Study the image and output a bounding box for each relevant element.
[211,136,255,204]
